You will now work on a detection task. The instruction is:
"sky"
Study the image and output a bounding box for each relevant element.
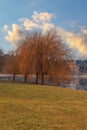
[0,0,87,59]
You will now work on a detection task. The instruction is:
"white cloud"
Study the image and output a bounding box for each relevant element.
[42,23,54,34]
[57,27,87,57]
[19,18,40,30]
[3,11,87,58]
[19,11,55,32]
[5,24,28,49]
[32,11,54,23]
[3,25,8,32]
[5,24,21,43]
[81,26,87,34]
[4,11,55,49]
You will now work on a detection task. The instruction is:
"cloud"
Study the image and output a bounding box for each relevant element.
[19,18,40,30]
[81,26,87,34]
[57,27,87,57]
[5,24,28,49]
[42,23,54,34]
[3,25,8,32]
[4,11,55,49]
[32,11,54,23]
[19,11,55,32]
[3,11,87,58]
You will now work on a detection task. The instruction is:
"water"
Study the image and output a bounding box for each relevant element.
[0,74,87,90]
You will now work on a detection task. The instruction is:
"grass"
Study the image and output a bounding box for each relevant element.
[0,81,87,130]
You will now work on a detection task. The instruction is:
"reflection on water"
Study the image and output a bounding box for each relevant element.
[61,77,87,90]
[0,74,87,90]
[77,78,87,90]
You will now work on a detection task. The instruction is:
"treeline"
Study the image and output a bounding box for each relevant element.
[0,31,75,84]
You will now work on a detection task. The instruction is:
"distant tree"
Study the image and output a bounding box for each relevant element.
[3,51,18,81]
[0,49,3,56]
[0,49,4,73]
[10,51,18,81]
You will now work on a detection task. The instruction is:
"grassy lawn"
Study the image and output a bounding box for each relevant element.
[0,81,87,130]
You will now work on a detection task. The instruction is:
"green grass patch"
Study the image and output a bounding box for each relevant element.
[0,81,87,130]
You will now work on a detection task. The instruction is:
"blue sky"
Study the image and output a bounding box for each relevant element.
[0,0,87,58]
[0,0,87,27]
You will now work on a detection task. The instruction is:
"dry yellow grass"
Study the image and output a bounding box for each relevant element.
[0,81,87,130]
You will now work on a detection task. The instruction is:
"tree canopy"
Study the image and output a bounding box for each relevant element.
[15,31,73,84]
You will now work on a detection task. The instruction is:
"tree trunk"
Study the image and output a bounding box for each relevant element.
[24,74,28,83]
[36,72,39,84]
[13,72,16,81]
[41,72,44,84]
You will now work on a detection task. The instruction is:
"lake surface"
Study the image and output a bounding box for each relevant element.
[0,74,87,90]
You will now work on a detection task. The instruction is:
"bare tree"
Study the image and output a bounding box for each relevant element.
[16,31,73,84]
[29,31,73,84]
[3,51,18,81]
[16,38,34,82]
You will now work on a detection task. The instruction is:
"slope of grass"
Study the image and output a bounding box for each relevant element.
[0,81,87,130]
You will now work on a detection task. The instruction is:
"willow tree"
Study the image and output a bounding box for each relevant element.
[30,31,72,84]
[16,37,34,82]
[16,31,73,84]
